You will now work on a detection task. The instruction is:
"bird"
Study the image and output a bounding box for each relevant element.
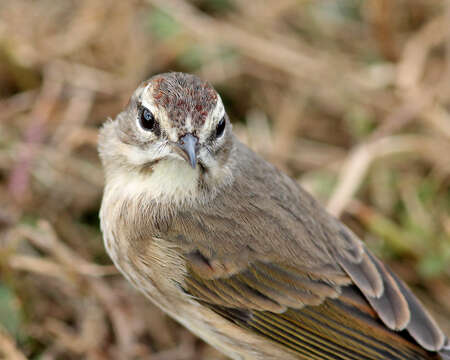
[98,72,450,360]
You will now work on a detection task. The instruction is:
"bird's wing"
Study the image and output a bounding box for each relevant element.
[182,244,445,360]
[170,142,447,359]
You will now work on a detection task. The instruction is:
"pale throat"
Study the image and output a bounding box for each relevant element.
[107,158,200,204]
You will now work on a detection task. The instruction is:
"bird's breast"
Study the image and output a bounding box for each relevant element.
[115,158,201,203]
[100,181,184,303]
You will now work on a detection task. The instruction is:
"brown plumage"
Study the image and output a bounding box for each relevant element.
[99,72,450,360]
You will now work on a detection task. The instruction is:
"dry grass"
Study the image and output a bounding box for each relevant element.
[0,0,449,359]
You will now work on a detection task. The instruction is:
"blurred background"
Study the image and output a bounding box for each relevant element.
[0,0,450,359]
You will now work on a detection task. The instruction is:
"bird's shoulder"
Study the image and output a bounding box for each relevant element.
[172,139,355,275]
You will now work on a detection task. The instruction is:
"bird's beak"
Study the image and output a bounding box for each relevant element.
[176,133,198,169]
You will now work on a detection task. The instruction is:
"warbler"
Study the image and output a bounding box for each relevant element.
[99,72,450,360]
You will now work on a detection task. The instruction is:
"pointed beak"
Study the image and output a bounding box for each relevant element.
[176,133,198,169]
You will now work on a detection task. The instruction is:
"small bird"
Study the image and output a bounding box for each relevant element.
[99,72,450,360]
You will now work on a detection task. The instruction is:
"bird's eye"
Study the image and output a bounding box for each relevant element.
[140,107,155,131]
[216,117,226,138]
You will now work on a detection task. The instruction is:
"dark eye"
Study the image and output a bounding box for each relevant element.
[216,117,226,138]
[140,107,155,131]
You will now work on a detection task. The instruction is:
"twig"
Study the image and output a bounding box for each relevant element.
[0,90,37,122]
[90,280,137,358]
[0,328,27,360]
[17,221,117,277]
[51,87,95,151]
[145,0,369,99]
[397,13,450,91]
[8,254,117,279]
[52,60,124,94]
[15,221,134,357]
[327,135,450,217]
[7,64,63,204]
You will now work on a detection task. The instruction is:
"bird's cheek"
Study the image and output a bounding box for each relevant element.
[197,149,215,169]
[121,144,153,166]
[139,142,170,164]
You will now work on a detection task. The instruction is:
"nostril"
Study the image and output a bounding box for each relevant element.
[177,133,199,168]
[179,133,199,147]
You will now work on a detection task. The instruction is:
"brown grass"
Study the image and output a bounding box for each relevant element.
[0,0,449,359]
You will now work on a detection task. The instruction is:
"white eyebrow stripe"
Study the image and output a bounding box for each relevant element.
[211,95,225,122]
[138,85,179,141]
[140,86,155,109]
[144,83,152,97]
[139,81,224,143]
[198,95,224,142]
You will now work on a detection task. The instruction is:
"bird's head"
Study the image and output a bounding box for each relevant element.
[99,72,235,203]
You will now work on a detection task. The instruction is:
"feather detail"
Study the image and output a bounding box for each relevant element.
[364,252,410,330]
[390,271,445,351]
[338,246,383,299]
[185,253,447,359]
[204,296,436,360]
